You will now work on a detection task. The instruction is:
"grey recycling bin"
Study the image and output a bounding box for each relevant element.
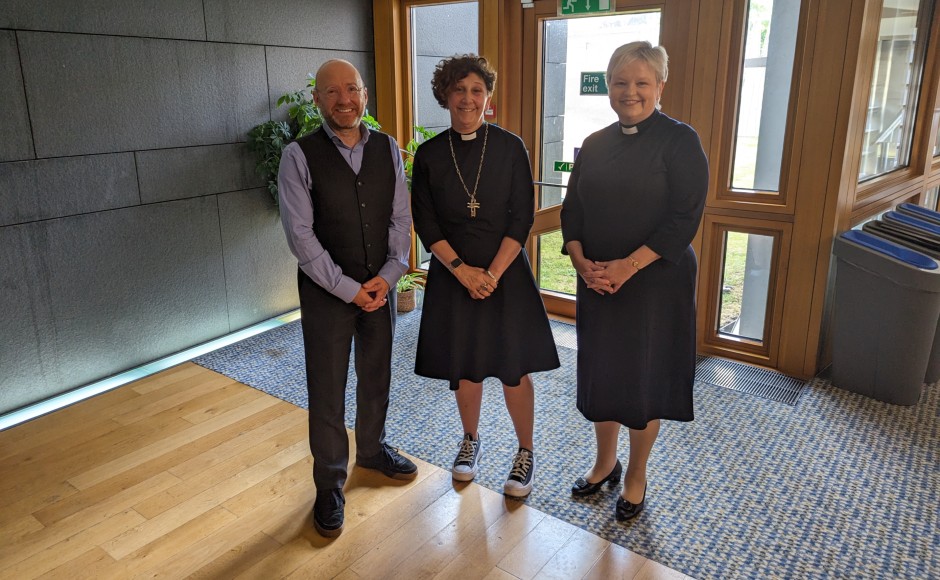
[884,210,940,240]
[898,202,940,225]
[831,230,940,405]
[862,217,940,257]
[875,210,940,384]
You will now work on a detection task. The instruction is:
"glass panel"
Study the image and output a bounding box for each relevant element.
[922,185,940,212]
[537,230,577,295]
[718,231,774,342]
[410,1,477,136]
[858,0,929,181]
[935,123,940,156]
[730,0,801,191]
[538,11,661,209]
[410,1,478,270]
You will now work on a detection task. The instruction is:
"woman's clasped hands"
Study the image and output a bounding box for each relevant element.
[454,265,499,300]
[575,257,637,295]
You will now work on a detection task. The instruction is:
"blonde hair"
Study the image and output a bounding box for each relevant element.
[607,41,668,84]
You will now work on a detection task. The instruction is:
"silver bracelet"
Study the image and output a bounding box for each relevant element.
[485,269,497,281]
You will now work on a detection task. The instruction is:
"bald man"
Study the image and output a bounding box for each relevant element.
[278,59,416,538]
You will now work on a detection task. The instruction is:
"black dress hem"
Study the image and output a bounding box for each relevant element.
[577,411,695,431]
[416,362,563,391]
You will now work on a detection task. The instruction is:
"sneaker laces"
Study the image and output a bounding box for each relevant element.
[508,449,532,480]
[455,437,478,466]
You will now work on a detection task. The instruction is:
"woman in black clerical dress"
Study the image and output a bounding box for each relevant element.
[411,54,559,499]
[561,42,708,521]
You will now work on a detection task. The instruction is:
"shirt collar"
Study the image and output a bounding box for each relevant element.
[322,121,370,148]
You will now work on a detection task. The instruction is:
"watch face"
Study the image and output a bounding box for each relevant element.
[450,258,463,269]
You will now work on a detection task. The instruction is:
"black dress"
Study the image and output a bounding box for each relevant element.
[412,123,560,389]
[560,110,708,429]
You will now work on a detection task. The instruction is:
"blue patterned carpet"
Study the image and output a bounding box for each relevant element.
[194,310,939,580]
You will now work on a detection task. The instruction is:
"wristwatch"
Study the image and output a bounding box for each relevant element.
[449,258,464,271]
[628,256,641,270]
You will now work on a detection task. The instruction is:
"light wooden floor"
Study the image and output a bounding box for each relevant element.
[0,362,694,579]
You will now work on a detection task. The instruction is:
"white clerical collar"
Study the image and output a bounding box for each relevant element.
[620,124,638,135]
[453,123,485,140]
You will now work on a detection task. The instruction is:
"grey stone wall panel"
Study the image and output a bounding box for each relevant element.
[137,143,263,204]
[413,2,478,57]
[0,0,205,40]
[544,20,568,64]
[205,0,373,51]
[2,0,378,415]
[19,32,268,157]
[414,55,451,130]
[42,197,229,392]
[218,189,298,330]
[542,62,567,118]
[0,153,138,226]
[542,115,564,145]
[0,31,34,162]
[265,46,375,123]
[0,224,61,414]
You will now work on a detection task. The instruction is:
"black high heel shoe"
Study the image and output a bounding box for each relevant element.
[571,460,623,496]
[615,484,646,521]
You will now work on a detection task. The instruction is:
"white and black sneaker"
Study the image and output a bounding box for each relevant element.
[452,433,482,481]
[503,447,535,498]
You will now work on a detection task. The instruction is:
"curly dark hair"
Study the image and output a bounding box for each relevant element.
[431,54,497,108]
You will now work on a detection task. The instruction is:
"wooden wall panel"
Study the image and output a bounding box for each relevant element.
[373,0,407,145]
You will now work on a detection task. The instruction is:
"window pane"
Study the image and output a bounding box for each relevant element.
[858,0,929,181]
[731,0,800,191]
[410,1,478,270]
[538,11,661,209]
[410,2,477,136]
[922,185,940,212]
[537,230,576,295]
[718,231,774,342]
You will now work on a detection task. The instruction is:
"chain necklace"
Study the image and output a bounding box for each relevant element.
[447,123,489,217]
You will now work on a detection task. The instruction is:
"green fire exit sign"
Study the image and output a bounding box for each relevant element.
[580,72,608,95]
[560,0,613,16]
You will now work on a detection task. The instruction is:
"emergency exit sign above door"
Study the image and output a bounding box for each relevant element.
[559,0,614,16]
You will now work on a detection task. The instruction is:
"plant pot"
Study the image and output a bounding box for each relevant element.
[397,289,417,312]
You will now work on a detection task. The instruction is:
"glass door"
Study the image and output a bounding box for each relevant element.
[522,0,694,318]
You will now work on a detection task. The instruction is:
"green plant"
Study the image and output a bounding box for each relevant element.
[396,271,426,293]
[401,126,437,186]
[247,120,292,200]
[247,74,381,204]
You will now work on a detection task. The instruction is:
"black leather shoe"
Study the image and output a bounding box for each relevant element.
[312,488,345,537]
[571,460,623,496]
[615,484,647,521]
[358,443,418,480]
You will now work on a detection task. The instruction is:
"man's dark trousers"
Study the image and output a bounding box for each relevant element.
[298,270,395,490]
